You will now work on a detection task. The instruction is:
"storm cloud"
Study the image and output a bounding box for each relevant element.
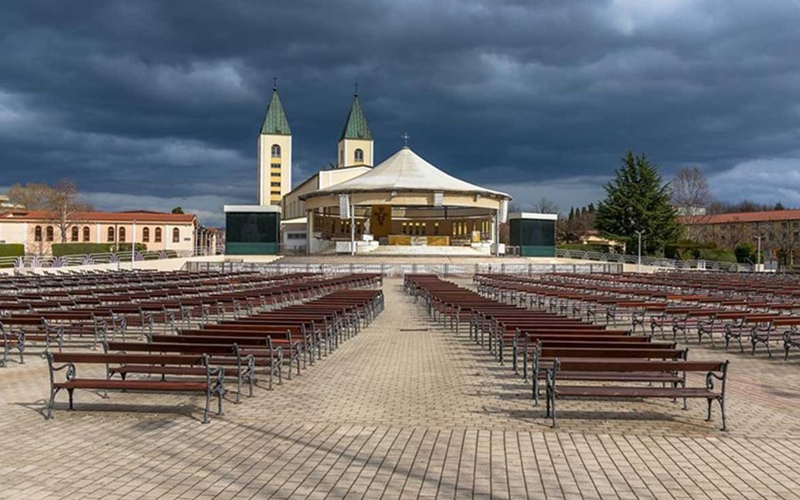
[1,0,799,224]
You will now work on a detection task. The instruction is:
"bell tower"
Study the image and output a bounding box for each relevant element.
[337,84,374,168]
[258,79,292,206]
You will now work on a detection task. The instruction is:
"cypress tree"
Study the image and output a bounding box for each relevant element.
[595,150,682,255]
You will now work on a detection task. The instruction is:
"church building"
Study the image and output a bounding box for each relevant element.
[255,85,513,255]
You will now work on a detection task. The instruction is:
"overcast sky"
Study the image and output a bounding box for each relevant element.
[1,0,800,225]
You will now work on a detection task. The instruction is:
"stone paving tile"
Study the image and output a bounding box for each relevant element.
[1,278,800,499]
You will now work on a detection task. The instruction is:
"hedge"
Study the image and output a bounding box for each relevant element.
[558,244,608,253]
[52,243,148,257]
[0,244,24,258]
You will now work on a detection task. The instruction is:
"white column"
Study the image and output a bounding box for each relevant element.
[306,210,314,255]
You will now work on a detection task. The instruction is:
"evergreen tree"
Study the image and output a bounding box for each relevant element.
[588,203,595,213]
[568,207,575,220]
[775,201,785,211]
[595,150,682,255]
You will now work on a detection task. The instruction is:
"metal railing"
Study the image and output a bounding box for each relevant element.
[554,248,753,272]
[0,246,223,270]
[185,261,624,277]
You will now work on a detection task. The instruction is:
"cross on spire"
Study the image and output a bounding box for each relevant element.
[273,77,278,91]
[354,82,359,97]
[401,132,411,148]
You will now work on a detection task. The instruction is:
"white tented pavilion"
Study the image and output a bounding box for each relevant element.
[299,147,512,254]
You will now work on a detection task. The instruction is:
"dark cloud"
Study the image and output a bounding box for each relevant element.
[1,0,800,224]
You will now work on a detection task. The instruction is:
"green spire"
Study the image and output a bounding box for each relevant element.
[260,82,291,136]
[340,87,373,141]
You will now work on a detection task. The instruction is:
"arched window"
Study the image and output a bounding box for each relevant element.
[118,227,126,242]
[46,226,54,242]
[34,226,42,242]
[107,227,115,242]
[71,227,79,242]
[142,227,150,242]
[155,228,162,243]
[83,226,90,242]
[271,144,281,158]
[172,228,180,243]
[354,148,364,163]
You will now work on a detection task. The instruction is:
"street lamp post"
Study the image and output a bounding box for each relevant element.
[635,230,644,273]
[131,220,136,270]
[754,234,765,273]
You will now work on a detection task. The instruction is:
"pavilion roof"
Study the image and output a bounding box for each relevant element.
[303,147,511,200]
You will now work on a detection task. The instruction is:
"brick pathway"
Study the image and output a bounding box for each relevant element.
[1,279,800,499]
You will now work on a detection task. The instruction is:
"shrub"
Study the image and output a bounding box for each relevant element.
[734,243,760,264]
[558,243,607,253]
[0,244,24,258]
[52,243,147,256]
[696,248,737,263]
[0,244,23,267]
[665,240,716,260]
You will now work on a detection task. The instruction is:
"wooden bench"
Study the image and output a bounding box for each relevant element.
[104,341,264,402]
[545,359,730,429]
[46,352,225,423]
[529,343,686,403]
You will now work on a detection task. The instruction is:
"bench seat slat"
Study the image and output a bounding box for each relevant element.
[54,379,208,391]
[553,386,716,398]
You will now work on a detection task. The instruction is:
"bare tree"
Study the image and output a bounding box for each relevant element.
[48,180,94,243]
[531,197,559,214]
[5,180,94,243]
[5,182,52,209]
[671,167,712,239]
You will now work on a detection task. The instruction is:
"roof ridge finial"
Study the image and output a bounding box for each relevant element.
[354,82,359,97]
[401,132,410,148]
[273,77,278,92]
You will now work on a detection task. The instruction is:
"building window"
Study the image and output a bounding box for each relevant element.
[119,227,126,242]
[46,226,54,242]
[271,189,281,195]
[355,148,364,163]
[34,226,42,242]
[155,228,162,243]
[71,226,79,242]
[107,227,115,242]
[83,226,90,242]
[143,227,150,242]
[271,144,281,158]
[172,228,180,243]
[271,170,281,177]
[434,222,439,235]
[271,182,281,187]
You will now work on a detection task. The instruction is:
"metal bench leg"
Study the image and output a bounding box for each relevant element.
[67,388,75,410]
[202,389,211,424]
[46,387,60,419]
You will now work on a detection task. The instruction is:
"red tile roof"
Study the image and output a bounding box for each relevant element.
[682,209,800,225]
[0,210,196,223]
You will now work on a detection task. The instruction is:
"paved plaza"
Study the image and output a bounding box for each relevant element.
[2,279,800,499]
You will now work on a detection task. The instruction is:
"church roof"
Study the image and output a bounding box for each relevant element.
[260,88,291,136]
[303,147,511,199]
[339,94,373,141]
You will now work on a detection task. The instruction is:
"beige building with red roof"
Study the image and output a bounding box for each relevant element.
[0,210,215,256]
[682,209,800,263]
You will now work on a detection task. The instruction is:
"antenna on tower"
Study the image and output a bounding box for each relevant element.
[401,132,411,148]
[354,82,359,97]
[273,77,278,91]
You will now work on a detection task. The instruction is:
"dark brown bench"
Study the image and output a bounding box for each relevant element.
[545,359,730,429]
[104,340,265,402]
[529,343,686,403]
[46,352,224,423]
